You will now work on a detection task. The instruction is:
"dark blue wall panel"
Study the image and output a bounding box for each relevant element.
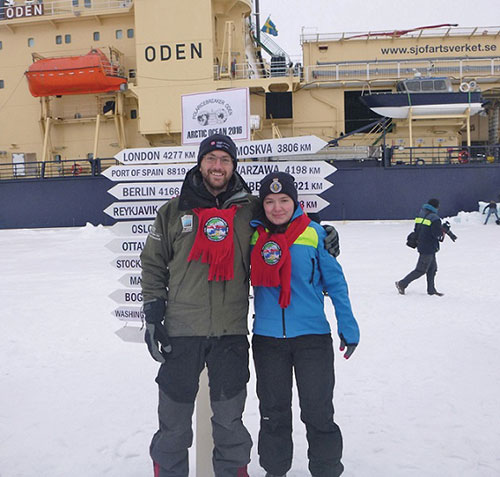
[1,163,499,229]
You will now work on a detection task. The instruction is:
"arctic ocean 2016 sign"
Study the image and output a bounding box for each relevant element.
[181,88,250,144]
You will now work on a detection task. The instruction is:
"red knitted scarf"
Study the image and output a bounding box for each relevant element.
[187,206,238,281]
[251,213,310,308]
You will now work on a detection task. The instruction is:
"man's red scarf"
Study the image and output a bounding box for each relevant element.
[251,213,310,308]
[187,206,238,281]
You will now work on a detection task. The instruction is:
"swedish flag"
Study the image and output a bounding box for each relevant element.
[261,16,278,36]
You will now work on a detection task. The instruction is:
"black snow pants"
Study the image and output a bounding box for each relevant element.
[151,335,252,477]
[399,253,438,293]
[252,334,344,477]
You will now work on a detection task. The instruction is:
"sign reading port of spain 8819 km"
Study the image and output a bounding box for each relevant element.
[113,136,328,164]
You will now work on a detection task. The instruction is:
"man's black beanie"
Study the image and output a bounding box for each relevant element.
[259,172,298,206]
[197,134,237,168]
[428,198,440,209]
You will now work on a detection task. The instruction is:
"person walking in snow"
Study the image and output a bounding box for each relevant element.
[396,198,446,296]
[249,172,359,477]
[482,200,499,224]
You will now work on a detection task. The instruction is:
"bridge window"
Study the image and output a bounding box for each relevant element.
[421,80,434,92]
[28,38,35,48]
[406,81,421,92]
[93,32,100,41]
[116,30,123,39]
[434,80,447,91]
[127,28,134,39]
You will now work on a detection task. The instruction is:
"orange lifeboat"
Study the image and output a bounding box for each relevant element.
[25,48,127,97]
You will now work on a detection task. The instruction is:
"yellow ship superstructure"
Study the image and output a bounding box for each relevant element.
[1,0,500,176]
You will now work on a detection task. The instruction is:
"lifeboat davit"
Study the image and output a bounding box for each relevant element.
[25,48,127,97]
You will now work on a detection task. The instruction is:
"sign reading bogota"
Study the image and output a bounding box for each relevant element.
[181,88,250,144]
[114,136,328,164]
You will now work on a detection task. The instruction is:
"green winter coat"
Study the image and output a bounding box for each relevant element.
[140,167,259,337]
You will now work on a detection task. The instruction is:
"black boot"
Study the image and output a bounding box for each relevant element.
[395,281,405,295]
[428,290,444,296]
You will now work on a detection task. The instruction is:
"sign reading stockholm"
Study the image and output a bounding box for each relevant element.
[182,88,250,144]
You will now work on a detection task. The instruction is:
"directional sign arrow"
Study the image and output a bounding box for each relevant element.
[109,221,154,236]
[107,182,183,200]
[112,306,144,322]
[118,273,142,288]
[111,255,142,270]
[114,136,328,164]
[103,201,166,220]
[102,164,195,182]
[298,195,330,213]
[106,238,145,254]
[237,161,336,180]
[244,176,333,195]
[109,289,143,305]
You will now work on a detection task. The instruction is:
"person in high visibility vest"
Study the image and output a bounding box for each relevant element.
[396,198,446,296]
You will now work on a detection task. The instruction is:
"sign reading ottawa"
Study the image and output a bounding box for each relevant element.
[145,43,202,62]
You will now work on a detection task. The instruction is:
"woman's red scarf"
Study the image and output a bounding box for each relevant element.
[187,206,238,281]
[251,212,310,308]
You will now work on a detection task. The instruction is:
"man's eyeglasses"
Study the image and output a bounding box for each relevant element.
[203,155,233,165]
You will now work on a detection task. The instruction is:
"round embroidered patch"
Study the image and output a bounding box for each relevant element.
[261,241,282,265]
[270,178,282,193]
[203,217,229,242]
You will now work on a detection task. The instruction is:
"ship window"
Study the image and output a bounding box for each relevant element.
[421,80,434,91]
[84,0,91,7]
[28,38,35,48]
[116,30,123,39]
[56,35,62,45]
[406,81,421,92]
[0,41,3,50]
[72,0,78,6]
[0,80,4,89]
[65,34,72,44]
[127,28,134,39]
[93,32,100,41]
[130,109,137,119]
[128,69,136,78]
[434,80,447,91]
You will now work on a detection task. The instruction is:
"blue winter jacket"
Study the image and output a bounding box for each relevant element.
[415,204,443,254]
[250,208,360,344]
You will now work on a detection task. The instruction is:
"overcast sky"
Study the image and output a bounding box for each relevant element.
[256,0,499,58]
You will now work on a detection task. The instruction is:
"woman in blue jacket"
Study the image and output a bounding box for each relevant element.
[250,172,360,477]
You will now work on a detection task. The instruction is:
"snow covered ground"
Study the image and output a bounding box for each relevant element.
[1,211,499,477]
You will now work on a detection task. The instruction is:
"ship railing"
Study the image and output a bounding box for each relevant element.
[305,57,500,83]
[0,158,119,181]
[213,61,300,80]
[387,145,500,166]
[0,0,133,19]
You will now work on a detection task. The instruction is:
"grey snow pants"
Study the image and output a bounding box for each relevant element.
[151,335,252,477]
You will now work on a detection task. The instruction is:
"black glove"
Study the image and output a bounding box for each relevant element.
[323,224,340,258]
[143,299,171,363]
[339,334,357,360]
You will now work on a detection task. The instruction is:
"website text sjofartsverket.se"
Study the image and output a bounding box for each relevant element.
[380,43,497,57]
